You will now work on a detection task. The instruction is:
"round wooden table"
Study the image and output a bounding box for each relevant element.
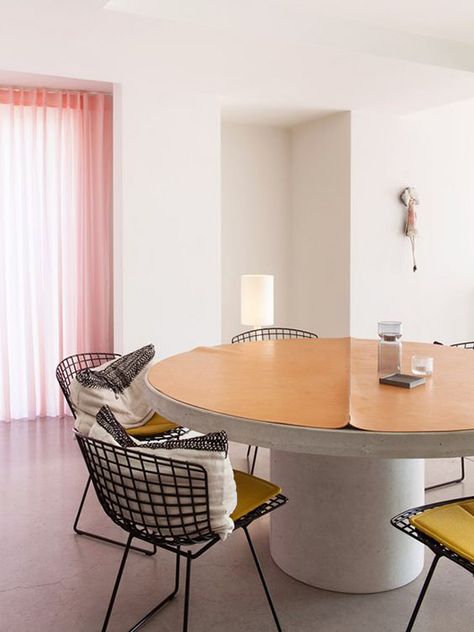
[145,338,474,593]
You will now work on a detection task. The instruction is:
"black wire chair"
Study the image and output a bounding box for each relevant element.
[392,495,474,631]
[231,326,318,344]
[75,431,288,632]
[231,327,318,474]
[426,341,474,491]
[56,352,158,555]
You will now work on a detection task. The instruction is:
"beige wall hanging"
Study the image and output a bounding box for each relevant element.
[400,187,419,272]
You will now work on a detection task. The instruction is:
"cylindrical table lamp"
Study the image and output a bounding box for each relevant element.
[241,274,274,330]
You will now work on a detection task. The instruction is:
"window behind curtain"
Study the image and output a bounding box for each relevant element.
[0,88,113,421]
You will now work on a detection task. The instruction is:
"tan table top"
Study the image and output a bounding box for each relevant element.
[147,338,474,433]
[351,339,474,432]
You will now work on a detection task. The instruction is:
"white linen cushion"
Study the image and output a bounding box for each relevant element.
[89,406,237,540]
[69,344,155,435]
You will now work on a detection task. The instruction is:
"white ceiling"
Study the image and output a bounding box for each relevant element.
[0,69,112,93]
[221,103,337,128]
[284,0,474,45]
[106,0,474,50]
[2,1,474,127]
[101,0,474,125]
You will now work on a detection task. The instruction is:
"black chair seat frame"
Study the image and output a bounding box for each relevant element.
[75,431,287,632]
[392,495,474,631]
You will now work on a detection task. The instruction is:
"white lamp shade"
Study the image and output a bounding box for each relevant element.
[241,274,274,328]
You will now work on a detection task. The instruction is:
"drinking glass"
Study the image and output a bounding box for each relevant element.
[411,356,433,376]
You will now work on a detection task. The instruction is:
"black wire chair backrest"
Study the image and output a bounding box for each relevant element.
[451,341,474,350]
[231,327,318,344]
[75,431,214,545]
[56,352,121,418]
[433,341,474,350]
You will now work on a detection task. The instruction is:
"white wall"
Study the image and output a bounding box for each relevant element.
[223,105,474,348]
[2,1,474,365]
[120,84,222,356]
[0,7,223,359]
[351,102,474,343]
[2,0,474,359]
[221,123,290,342]
[222,114,351,341]
[290,113,351,337]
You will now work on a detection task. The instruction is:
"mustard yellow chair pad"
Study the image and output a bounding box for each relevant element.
[127,413,178,438]
[231,470,282,521]
[410,500,474,563]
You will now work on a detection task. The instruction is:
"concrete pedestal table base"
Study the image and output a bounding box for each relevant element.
[270,450,425,593]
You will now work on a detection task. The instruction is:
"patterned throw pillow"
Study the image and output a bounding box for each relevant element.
[70,344,156,435]
[76,344,154,395]
[91,405,187,446]
[88,405,237,541]
[94,405,136,447]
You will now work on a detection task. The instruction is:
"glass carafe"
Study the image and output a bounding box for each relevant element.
[378,321,402,377]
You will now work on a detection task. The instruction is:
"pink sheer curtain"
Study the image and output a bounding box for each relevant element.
[0,88,113,420]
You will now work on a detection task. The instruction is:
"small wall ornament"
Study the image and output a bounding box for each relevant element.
[400,187,419,272]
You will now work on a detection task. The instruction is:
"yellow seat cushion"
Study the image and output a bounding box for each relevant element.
[410,500,474,563]
[127,413,178,438]
[231,470,281,521]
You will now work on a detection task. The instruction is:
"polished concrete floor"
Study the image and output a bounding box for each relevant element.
[1,418,474,632]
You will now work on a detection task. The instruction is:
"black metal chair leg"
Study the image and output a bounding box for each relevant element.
[405,555,440,632]
[128,548,181,632]
[246,445,252,459]
[182,551,192,632]
[425,457,466,492]
[102,534,134,632]
[74,476,156,556]
[243,527,283,632]
[250,447,259,475]
[73,474,92,533]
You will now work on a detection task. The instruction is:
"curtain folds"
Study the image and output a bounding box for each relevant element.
[0,88,113,421]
